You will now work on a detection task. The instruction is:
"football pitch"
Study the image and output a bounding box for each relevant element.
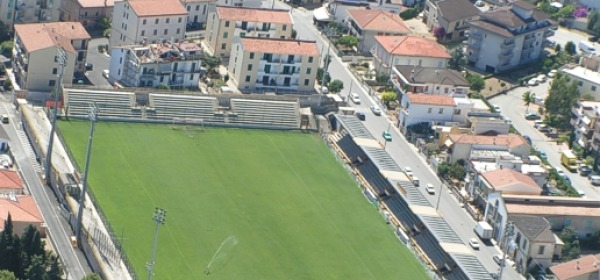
[58,121,427,279]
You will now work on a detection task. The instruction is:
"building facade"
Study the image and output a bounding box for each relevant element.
[372,36,450,74]
[391,65,469,97]
[13,22,90,91]
[183,0,215,27]
[562,65,600,100]
[13,0,61,24]
[509,215,557,274]
[109,0,188,48]
[228,37,319,93]
[466,1,553,72]
[446,134,530,163]
[205,6,293,57]
[109,41,203,89]
[424,0,479,42]
[346,10,411,55]
[60,0,114,29]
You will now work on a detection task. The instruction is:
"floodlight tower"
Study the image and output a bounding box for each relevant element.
[44,48,67,183]
[75,103,98,244]
[147,207,166,280]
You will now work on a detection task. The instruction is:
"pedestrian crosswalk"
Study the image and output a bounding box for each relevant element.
[16,127,43,173]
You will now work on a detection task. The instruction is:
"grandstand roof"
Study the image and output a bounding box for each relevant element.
[335,115,375,140]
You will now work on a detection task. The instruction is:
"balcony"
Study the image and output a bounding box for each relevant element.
[501,40,516,50]
[469,32,482,40]
[498,51,513,61]
[523,36,536,45]
[469,41,481,50]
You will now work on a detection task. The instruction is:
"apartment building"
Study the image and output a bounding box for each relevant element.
[446,134,530,163]
[391,65,469,97]
[183,0,215,27]
[346,10,411,55]
[13,0,60,24]
[372,35,450,74]
[571,100,600,152]
[467,167,542,208]
[466,1,553,72]
[424,0,479,42]
[509,215,557,274]
[109,41,203,89]
[216,0,261,7]
[228,37,319,93]
[326,0,370,23]
[205,6,293,57]
[562,65,600,100]
[13,22,91,91]
[109,0,188,48]
[60,0,114,29]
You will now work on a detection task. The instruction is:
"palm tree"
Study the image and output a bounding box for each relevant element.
[523,91,536,112]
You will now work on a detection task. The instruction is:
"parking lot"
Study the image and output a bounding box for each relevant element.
[83,38,112,89]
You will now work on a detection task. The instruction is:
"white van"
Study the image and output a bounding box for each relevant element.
[579,41,596,53]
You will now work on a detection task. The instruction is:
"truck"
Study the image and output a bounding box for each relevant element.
[561,150,578,173]
[579,41,597,53]
[474,221,493,241]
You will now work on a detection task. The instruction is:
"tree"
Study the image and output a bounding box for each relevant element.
[544,72,580,128]
[0,214,23,278]
[82,273,103,280]
[573,6,588,18]
[522,91,535,112]
[448,48,466,70]
[589,11,600,31]
[555,43,562,53]
[157,83,170,90]
[46,254,62,280]
[465,73,485,92]
[316,68,330,85]
[0,271,16,280]
[0,21,9,43]
[20,225,44,271]
[24,255,44,280]
[381,91,397,104]
[375,72,388,83]
[565,41,577,55]
[560,227,581,261]
[201,55,222,74]
[433,26,446,40]
[328,80,343,93]
[336,35,358,48]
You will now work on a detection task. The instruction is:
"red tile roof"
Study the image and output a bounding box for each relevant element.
[0,195,44,226]
[78,0,114,8]
[375,35,451,58]
[481,169,540,193]
[0,170,23,191]
[347,10,410,33]
[407,94,455,106]
[550,254,600,280]
[448,134,527,148]
[15,22,90,53]
[241,38,319,56]
[216,7,293,24]
[127,0,187,17]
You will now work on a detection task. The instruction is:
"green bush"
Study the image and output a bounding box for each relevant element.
[400,8,419,20]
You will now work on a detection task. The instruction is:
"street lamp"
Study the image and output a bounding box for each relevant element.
[147,207,166,280]
[75,103,98,245]
[44,48,67,184]
[498,221,515,280]
[435,182,443,211]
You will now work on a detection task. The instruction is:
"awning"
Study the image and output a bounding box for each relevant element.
[313,7,332,22]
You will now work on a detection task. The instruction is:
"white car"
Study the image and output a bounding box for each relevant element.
[350,93,361,104]
[425,183,435,194]
[536,74,547,83]
[475,0,485,7]
[370,106,382,116]
[527,78,539,86]
[404,167,413,178]
[493,254,505,265]
[102,69,109,79]
[468,238,480,250]
[492,104,501,113]
[547,69,557,78]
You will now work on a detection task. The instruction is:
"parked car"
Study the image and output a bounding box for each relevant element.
[85,63,93,71]
[536,74,547,83]
[425,183,435,194]
[404,167,413,178]
[527,78,539,86]
[102,69,109,79]
[534,95,544,104]
[382,131,392,142]
[356,112,366,121]
[493,254,505,265]
[590,175,600,186]
[547,69,557,78]
[525,112,541,120]
[1,115,8,124]
[539,151,547,159]
[350,93,361,104]
[537,124,551,133]
[370,106,382,116]
[475,0,485,7]
[468,238,480,250]
[492,104,501,113]
[580,165,593,176]
[523,135,532,145]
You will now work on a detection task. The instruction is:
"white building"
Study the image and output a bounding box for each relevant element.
[562,65,600,100]
[509,215,557,274]
[346,10,411,55]
[424,0,479,42]
[228,37,319,93]
[13,22,91,91]
[109,0,188,48]
[466,1,553,72]
[216,0,261,7]
[446,134,530,163]
[391,65,469,97]
[109,41,203,89]
[326,0,370,23]
[372,36,450,74]
[183,0,215,27]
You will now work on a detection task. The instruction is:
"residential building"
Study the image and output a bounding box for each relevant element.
[466,1,553,72]
[467,114,510,135]
[60,0,115,29]
[0,195,45,237]
[326,0,370,23]
[550,254,600,280]
[0,170,24,195]
[13,0,61,24]
[13,22,91,91]
[183,0,215,27]
[391,65,469,97]
[109,0,188,48]
[228,37,319,93]
[205,6,293,57]
[424,0,479,42]
[372,36,450,74]
[216,0,261,7]
[446,134,530,163]
[562,65,600,100]
[570,100,600,153]
[109,41,203,89]
[467,167,542,208]
[346,10,411,55]
[508,215,557,274]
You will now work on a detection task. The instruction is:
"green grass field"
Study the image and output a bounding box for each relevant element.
[58,121,427,279]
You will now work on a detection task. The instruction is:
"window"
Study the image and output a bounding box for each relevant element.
[586,220,593,229]
[141,30,145,36]
[245,76,251,82]
[225,21,230,27]
[221,43,226,50]
[454,109,461,115]
[283,25,287,31]
[438,108,443,114]
[538,245,545,255]
[522,240,528,251]
[203,5,207,14]
[176,28,180,34]
[223,32,228,38]
[190,74,194,80]
[304,79,309,86]
[166,18,170,24]
[178,17,182,23]
[155,19,159,24]
[240,32,246,37]
[308,56,313,63]
[49,80,56,86]
[153,29,157,35]
[196,5,200,11]
[247,64,252,71]
[593,86,597,91]
[578,81,583,86]
[427,108,432,114]
[52,68,57,74]
[249,52,254,59]
[187,6,191,11]
[306,68,311,75]
[164,29,168,35]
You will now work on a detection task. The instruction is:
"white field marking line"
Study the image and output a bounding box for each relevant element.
[268,136,377,279]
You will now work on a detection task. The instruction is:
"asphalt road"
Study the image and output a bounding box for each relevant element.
[270,2,522,279]
[0,98,90,279]
[85,38,112,88]
[549,26,591,51]
[490,84,600,199]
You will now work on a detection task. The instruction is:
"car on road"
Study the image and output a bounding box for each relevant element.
[579,165,592,176]
[492,104,501,113]
[1,115,8,124]
[534,95,544,104]
[382,131,392,142]
[404,167,413,177]
[355,112,366,121]
[539,151,547,159]
[493,254,505,265]
[102,69,109,79]
[527,78,539,86]
[370,106,382,116]
[425,183,435,194]
[85,63,93,71]
[523,135,532,145]
[537,124,551,133]
[537,74,547,83]
[525,112,542,120]
[475,0,485,7]
[590,175,600,186]
[468,238,480,250]
[350,93,361,104]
